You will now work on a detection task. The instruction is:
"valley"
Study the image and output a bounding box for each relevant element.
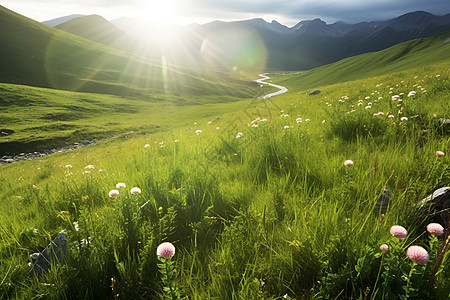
[0,3,449,299]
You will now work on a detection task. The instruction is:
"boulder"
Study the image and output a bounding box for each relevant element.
[30,231,68,276]
[374,189,391,215]
[308,89,321,96]
[419,187,450,228]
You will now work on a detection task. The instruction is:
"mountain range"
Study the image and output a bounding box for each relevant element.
[45,11,450,70]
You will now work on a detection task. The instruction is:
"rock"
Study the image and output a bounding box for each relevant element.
[82,140,92,145]
[419,187,450,228]
[308,89,321,96]
[374,189,391,215]
[30,231,68,276]
[0,129,14,136]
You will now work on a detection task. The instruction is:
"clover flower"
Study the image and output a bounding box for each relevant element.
[436,151,445,157]
[195,130,202,135]
[344,160,354,167]
[406,246,429,264]
[390,225,407,239]
[109,190,119,197]
[427,223,444,236]
[116,182,126,189]
[380,244,389,253]
[130,187,141,194]
[157,242,175,258]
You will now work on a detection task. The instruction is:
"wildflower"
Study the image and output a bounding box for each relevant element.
[407,91,416,97]
[130,187,141,194]
[400,117,408,121]
[195,130,202,135]
[82,171,90,174]
[305,119,310,122]
[380,244,389,253]
[207,121,212,125]
[236,132,243,139]
[174,140,179,143]
[388,114,395,118]
[284,125,290,129]
[427,223,444,236]
[392,95,400,100]
[406,246,429,264]
[109,190,119,197]
[85,165,95,169]
[73,222,79,231]
[365,96,370,100]
[390,225,407,239]
[344,160,354,167]
[116,182,126,189]
[216,127,220,130]
[436,74,440,77]
[436,151,445,157]
[322,120,326,124]
[157,242,175,258]
[296,118,302,123]
[65,164,72,168]
[144,144,150,148]
[365,106,371,109]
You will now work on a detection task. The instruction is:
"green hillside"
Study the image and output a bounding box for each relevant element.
[55,15,126,47]
[0,5,259,98]
[275,31,450,92]
[0,81,265,154]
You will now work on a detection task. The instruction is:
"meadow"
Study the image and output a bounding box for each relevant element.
[0,59,449,299]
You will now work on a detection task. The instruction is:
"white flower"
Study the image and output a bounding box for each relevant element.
[400,117,408,121]
[116,182,126,189]
[109,189,119,197]
[284,125,290,129]
[130,187,141,194]
[195,130,202,135]
[73,222,79,231]
[65,164,72,168]
[144,144,151,148]
[85,165,95,169]
[296,118,302,123]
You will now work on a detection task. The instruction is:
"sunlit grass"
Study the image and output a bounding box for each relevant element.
[1,62,449,298]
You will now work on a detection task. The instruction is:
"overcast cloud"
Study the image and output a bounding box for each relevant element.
[2,0,449,26]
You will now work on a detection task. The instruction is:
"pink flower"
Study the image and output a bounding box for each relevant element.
[427,223,444,236]
[109,190,119,197]
[380,244,389,253]
[157,242,175,258]
[406,246,429,264]
[436,151,445,157]
[116,182,126,189]
[344,160,354,167]
[130,187,141,194]
[390,225,407,239]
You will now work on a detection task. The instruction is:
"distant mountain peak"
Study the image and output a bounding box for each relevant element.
[43,14,85,27]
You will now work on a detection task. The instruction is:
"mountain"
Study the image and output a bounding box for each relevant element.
[43,14,85,27]
[55,15,128,48]
[277,30,450,92]
[54,11,450,71]
[0,5,258,98]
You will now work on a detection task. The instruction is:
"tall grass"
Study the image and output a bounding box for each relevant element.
[0,64,449,299]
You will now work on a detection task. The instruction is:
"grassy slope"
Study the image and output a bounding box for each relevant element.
[0,82,267,154]
[0,5,259,98]
[274,31,450,92]
[0,61,448,299]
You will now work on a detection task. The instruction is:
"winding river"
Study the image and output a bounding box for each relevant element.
[255,73,288,99]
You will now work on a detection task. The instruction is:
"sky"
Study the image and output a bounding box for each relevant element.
[1,0,449,26]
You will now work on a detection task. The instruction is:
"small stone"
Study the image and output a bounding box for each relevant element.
[308,89,321,96]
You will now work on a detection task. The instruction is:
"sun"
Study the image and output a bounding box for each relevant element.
[141,1,180,24]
